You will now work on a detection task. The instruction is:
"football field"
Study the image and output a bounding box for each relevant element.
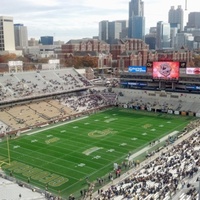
[0,108,193,198]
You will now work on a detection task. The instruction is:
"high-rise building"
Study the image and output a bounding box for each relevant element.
[99,20,109,42]
[0,16,15,51]
[129,0,144,17]
[108,21,122,44]
[116,20,128,39]
[170,27,178,48]
[14,24,28,48]
[156,21,171,49]
[175,33,194,50]
[145,35,156,50]
[99,20,128,44]
[128,0,145,40]
[186,12,200,29]
[40,36,54,45]
[168,5,184,32]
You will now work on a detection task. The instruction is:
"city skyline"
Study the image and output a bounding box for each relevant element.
[1,0,199,42]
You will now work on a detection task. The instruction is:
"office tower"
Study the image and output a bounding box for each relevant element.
[40,36,54,45]
[99,20,128,44]
[186,12,200,29]
[156,21,171,49]
[128,0,145,40]
[145,35,156,50]
[129,0,144,17]
[175,33,194,50]
[108,21,122,44]
[99,20,109,42]
[168,5,184,32]
[170,27,178,48]
[116,20,128,39]
[149,27,157,35]
[14,24,28,48]
[0,16,15,51]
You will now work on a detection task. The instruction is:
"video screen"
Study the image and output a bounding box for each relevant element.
[153,61,179,80]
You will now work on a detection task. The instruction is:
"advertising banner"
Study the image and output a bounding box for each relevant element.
[127,82,147,86]
[174,111,180,115]
[196,113,200,117]
[186,68,200,75]
[128,66,146,73]
[168,110,173,114]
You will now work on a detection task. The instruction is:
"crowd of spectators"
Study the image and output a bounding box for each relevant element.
[93,120,200,200]
[0,68,92,103]
[0,89,116,134]
[60,91,107,113]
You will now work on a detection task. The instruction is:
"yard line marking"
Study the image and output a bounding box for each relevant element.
[46,135,53,138]
[13,145,20,149]
[106,149,115,152]
[31,139,38,143]
[119,143,127,146]
[131,138,138,140]
[26,116,88,135]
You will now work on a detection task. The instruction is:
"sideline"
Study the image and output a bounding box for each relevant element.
[26,116,89,136]
[129,130,179,160]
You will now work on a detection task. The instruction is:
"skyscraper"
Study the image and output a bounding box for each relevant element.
[168,5,184,32]
[99,20,128,44]
[156,21,171,49]
[129,0,144,17]
[0,16,15,51]
[108,21,122,44]
[14,24,28,48]
[186,12,200,29]
[128,0,145,40]
[99,20,109,42]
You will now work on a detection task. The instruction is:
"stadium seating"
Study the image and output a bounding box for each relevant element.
[59,91,107,113]
[114,88,200,115]
[0,68,92,103]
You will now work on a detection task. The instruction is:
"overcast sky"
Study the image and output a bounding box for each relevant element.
[1,0,199,42]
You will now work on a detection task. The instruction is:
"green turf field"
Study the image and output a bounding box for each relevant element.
[0,108,194,199]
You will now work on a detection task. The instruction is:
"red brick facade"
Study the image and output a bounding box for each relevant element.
[60,38,193,71]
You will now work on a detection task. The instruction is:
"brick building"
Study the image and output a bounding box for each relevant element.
[110,38,149,71]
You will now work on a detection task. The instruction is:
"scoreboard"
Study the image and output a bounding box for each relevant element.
[152,61,180,80]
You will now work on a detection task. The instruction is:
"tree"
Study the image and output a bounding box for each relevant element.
[64,55,98,69]
[193,55,200,67]
[0,53,17,63]
[81,56,98,68]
